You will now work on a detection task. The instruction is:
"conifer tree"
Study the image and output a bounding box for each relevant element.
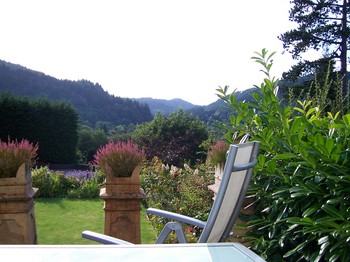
[279,0,349,97]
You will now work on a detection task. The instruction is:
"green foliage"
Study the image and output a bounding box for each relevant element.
[0,94,79,164]
[282,63,349,116]
[217,49,350,261]
[67,178,100,198]
[279,0,349,90]
[141,158,214,242]
[77,126,109,163]
[132,110,209,166]
[32,167,104,198]
[32,167,80,198]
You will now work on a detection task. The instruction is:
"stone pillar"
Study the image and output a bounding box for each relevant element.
[100,165,145,244]
[0,164,38,244]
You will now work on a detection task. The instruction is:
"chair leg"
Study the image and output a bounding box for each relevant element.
[155,222,187,244]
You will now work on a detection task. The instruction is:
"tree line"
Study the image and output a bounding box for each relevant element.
[0,94,78,164]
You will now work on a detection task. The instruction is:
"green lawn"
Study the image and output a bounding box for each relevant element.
[35,198,156,244]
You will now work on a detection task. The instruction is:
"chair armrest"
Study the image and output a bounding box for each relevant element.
[146,208,206,228]
[82,230,134,245]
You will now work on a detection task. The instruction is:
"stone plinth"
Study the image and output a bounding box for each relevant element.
[0,164,38,244]
[100,165,145,244]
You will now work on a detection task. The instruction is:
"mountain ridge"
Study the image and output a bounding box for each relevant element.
[0,59,154,127]
[134,97,198,116]
[0,58,260,126]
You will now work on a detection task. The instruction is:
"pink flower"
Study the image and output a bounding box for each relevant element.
[0,136,38,178]
[93,140,145,177]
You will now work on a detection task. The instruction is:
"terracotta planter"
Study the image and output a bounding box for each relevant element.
[0,163,38,244]
[100,165,145,244]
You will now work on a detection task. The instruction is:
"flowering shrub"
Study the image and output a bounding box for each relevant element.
[32,167,80,197]
[32,167,105,198]
[141,157,214,242]
[0,137,38,178]
[93,140,145,177]
[64,170,95,180]
[207,140,229,166]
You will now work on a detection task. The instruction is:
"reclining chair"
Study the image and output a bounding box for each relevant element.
[82,141,260,245]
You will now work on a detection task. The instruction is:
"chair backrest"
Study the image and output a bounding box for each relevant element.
[199,141,260,243]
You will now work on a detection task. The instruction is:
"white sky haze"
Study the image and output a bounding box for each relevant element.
[0,0,303,105]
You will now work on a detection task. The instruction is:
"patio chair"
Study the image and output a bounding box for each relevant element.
[82,141,260,244]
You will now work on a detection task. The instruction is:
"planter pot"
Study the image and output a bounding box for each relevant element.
[0,163,38,244]
[102,165,142,196]
[100,165,145,244]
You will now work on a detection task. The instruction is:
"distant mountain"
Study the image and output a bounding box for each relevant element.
[186,88,259,123]
[0,60,153,127]
[134,97,197,116]
[0,58,262,128]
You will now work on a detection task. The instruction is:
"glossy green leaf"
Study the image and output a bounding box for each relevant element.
[287,217,314,226]
[325,139,335,155]
[321,205,344,220]
[306,107,316,118]
[314,133,325,146]
[272,153,296,160]
[302,206,320,217]
[342,114,350,127]
[283,241,308,258]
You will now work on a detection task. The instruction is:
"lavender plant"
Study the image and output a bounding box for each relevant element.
[32,167,105,198]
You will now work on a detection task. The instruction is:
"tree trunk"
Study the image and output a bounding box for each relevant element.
[341,0,349,100]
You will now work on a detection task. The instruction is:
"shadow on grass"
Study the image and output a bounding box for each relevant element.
[35,198,156,244]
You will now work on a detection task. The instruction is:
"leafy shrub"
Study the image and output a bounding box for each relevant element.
[77,126,108,162]
[132,110,209,166]
[32,166,80,198]
[93,140,145,177]
[217,49,350,261]
[67,178,101,198]
[141,157,214,242]
[32,167,105,198]
[0,137,38,178]
[0,94,79,164]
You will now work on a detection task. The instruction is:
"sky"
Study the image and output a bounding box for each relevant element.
[0,0,307,105]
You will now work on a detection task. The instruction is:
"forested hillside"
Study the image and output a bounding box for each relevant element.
[135,97,196,116]
[186,88,259,122]
[0,60,153,127]
[0,59,264,127]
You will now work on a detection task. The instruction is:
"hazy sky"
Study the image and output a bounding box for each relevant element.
[0,0,307,105]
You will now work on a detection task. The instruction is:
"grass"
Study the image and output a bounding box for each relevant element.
[35,198,156,244]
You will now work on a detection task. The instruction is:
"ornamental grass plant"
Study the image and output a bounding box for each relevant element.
[93,140,145,177]
[0,137,38,178]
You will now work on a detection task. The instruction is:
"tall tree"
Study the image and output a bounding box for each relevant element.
[279,0,350,97]
[132,110,209,166]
